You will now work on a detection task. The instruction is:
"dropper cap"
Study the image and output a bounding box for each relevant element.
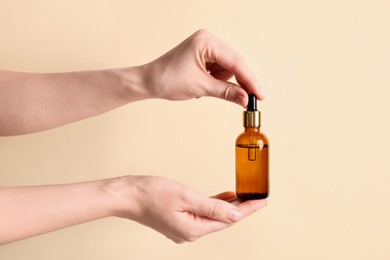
[243,94,261,127]
[247,93,257,111]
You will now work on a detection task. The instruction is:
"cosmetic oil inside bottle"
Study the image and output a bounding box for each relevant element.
[235,93,269,200]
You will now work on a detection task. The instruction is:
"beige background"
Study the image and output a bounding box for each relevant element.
[1,0,389,259]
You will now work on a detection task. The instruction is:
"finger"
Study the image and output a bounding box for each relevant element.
[206,78,249,107]
[187,194,242,223]
[206,62,234,81]
[192,200,267,238]
[235,199,268,218]
[205,40,264,100]
[210,191,237,201]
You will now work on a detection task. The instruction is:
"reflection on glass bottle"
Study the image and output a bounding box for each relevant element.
[236,94,269,200]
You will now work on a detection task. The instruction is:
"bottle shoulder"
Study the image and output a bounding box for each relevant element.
[236,129,269,145]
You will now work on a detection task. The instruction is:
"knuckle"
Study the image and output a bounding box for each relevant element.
[220,84,233,101]
[190,29,214,47]
[181,188,195,204]
[172,237,186,244]
[210,201,224,220]
[183,230,200,242]
[169,228,200,243]
[193,29,211,39]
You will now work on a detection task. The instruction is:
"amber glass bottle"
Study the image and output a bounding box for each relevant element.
[236,94,269,200]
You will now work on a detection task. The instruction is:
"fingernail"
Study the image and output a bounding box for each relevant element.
[228,209,242,222]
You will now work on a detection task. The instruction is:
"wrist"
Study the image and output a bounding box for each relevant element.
[101,176,139,219]
[114,66,151,102]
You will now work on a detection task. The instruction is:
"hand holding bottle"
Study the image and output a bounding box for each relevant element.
[112,175,267,243]
[0,30,262,135]
[0,30,268,244]
[0,175,267,244]
[141,29,264,107]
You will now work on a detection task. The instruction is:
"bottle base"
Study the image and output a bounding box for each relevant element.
[236,192,268,200]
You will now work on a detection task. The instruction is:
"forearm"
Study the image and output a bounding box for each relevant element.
[0,175,266,245]
[0,178,122,245]
[0,67,148,135]
[0,31,263,136]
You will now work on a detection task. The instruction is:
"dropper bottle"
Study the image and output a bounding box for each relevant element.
[236,93,269,200]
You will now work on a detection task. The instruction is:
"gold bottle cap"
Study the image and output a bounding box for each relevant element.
[243,111,261,127]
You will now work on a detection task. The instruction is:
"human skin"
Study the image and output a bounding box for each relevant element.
[0,176,267,244]
[0,30,263,136]
[0,30,267,244]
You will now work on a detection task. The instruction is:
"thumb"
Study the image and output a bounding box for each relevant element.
[206,78,248,107]
[189,195,242,223]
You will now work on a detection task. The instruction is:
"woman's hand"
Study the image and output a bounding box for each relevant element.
[0,30,263,135]
[142,29,263,107]
[0,175,266,244]
[112,175,267,243]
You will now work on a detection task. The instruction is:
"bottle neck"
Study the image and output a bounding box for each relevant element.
[244,126,260,133]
